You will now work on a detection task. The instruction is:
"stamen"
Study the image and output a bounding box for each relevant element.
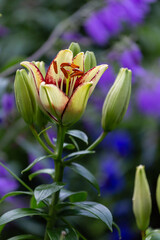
[53,61,58,74]
[70,71,84,78]
[61,67,68,78]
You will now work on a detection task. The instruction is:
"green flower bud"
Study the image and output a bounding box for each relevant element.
[101,68,131,132]
[14,68,48,127]
[156,175,160,214]
[133,165,152,231]
[68,42,81,57]
[14,69,36,124]
[84,51,97,72]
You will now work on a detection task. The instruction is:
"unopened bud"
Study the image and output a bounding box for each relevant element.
[84,51,97,72]
[14,69,36,124]
[14,68,48,127]
[156,175,160,214]
[133,165,152,231]
[68,42,81,57]
[101,68,131,132]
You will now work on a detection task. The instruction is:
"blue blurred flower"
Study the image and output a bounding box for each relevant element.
[84,0,155,45]
[105,130,133,157]
[136,71,160,118]
[84,12,109,45]
[100,156,125,194]
[1,93,15,116]
[108,222,138,240]
[0,162,18,197]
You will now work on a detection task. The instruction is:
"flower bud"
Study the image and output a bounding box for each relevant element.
[14,69,36,124]
[84,51,97,72]
[101,68,131,132]
[156,175,160,214]
[14,68,48,127]
[68,42,81,57]
[133,165,152,231]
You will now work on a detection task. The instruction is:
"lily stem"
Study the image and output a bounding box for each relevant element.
[141,231,146,240]
[87,131,107,151]
[44,125,66,240]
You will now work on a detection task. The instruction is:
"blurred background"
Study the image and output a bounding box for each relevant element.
[0,0,160,239]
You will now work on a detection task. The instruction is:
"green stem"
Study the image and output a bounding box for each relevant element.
[30,125,54,155]
[141,231,146,240]
[43,131,56,151]
[44,125,66,240]
[87,131,107,151]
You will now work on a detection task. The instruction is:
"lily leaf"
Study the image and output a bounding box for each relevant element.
[34,182,64,204]
[0,208,47,226]
[21,155,54,174]
[60,189,87,202]
[8,234,42,240]
[67,130,88,144]
[29,168,55,181]
[68,163,100,195]
[0,191,32,204]
[63,150,94,161]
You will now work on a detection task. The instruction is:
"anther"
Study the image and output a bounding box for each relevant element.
[53,61,58,74]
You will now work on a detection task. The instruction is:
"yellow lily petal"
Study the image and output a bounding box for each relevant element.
[73,52,84,72]
[45,49,73,85]
[39,83,69,120]
[62,82,93,126]
[20,61,44,93]
[80,64,108,95]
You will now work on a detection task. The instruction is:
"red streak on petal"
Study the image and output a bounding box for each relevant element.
[53,61,58,74]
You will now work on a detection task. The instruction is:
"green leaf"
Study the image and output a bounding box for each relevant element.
[69,192,87,202]
[68,163,100,194]
[0,208,47,225]
[29,169,55,181]
[21,155,53,174]
[47,227,78,240]
[0,191,32,204]
[60,189,87,202]
[30,195,48,209]
[34,183,64,204]
[59,202,112,231]
[8,234,42,240]
[74,201,112,231]
[69,136,79,151]
[63,150,94,161]
[146,230,160,240]
[63,143,75,150]
[67,130,88,144]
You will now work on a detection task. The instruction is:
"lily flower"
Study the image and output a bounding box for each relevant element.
[21,49,108,126]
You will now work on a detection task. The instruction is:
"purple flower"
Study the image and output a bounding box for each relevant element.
[0,162,18,197]
[0,25,9,37]
[98,66,116,93]
[98,4,123,35]
[84,0,155,45]
[136,73,160,117]
[106,130,133,157]
[84,12,109,45]
[100,156,125,194]
[1,93,15,116]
